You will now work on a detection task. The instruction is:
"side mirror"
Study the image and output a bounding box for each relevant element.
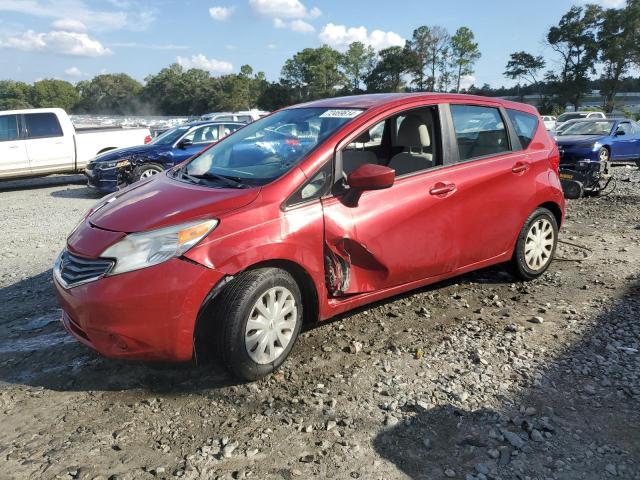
[179,138,193,149]
[347,164,395,191]
[615,130,626,136]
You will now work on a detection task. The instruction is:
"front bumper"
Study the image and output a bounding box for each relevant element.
[85,165,121,193]
[558,146,598,165]
[54,257,226,362]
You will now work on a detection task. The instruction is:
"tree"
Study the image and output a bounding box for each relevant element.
[598,3,640,112]
[504,51,546,99]
[547,5,601,110]
[340,41,376,92]
[142,64,214,115]
[0,80,33,109]
[365,46,417,92]
[282,45,345,101]
[437,44,455,92]
[450,27,481,93]
[406,25,450,91]
[31,79,79,111]
[75,74,143,114]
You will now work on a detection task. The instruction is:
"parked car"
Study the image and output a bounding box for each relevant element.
[555,111,606,131]
[200,110,269,123]
[0,108,150,181]
[85,121,245,192]
[54,94,564,381]
[555,118,640,164]
[542,115,557,131]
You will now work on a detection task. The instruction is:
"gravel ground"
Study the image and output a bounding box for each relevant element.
[0,168,639,480]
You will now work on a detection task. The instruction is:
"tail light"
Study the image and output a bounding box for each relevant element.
[549,144,560,173]
[144,135,152,144]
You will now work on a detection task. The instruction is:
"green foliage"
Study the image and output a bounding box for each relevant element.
[339,42,376,92]
[547,5,601,109]
[32,79,79,111]
[282,45,345,102]
[504,52,545,87]
[0,80,34,110]
[365,46,417,93]
[450,27,481,93]
[75,74,143,114]
[406,25,450,91]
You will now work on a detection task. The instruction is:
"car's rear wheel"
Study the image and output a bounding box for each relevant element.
[133,163,164,182]
[208,268,303,381]
[510,208,558,281]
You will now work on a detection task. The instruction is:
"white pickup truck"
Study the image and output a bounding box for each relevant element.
[0,108,150,180]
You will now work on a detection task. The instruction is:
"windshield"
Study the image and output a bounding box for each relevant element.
[557,113,586,123]
[560,121,615,136]
[178,107,363,188]
[151,126,190,145]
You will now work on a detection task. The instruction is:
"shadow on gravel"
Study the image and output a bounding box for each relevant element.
[0,174,86,192]
[373,280,640,480]
[50,187,103,199]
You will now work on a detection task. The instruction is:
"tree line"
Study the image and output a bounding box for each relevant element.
[504,0,640,113]
[2,1,640,116]
[0,24,480,116]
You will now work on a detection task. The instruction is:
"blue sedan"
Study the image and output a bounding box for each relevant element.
[555,118,640,165]
[85,121,244,193]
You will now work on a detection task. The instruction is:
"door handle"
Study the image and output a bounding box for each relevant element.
[512,161,531,174]
[429,182,456,196]
[9,145,19,149]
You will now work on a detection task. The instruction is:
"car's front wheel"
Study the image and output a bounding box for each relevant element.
[209,268,303,381]
[133,162,164,182]
[511,208,559,280]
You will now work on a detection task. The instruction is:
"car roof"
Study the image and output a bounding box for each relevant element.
[289,93,538,115]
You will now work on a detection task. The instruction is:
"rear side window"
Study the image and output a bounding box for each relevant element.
[507,109,539,149]
[24,113,63,139]
[236,115,253,123]
[0,114,19,142]
[450,105,509,161]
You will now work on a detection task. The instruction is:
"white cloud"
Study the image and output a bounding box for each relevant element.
[289,19,314,33]
[0,29,112,56]
[0,0,155,32]
[273,17,314,33]
[318,23,405,51]
[51,18,86,32]
[579,0,624,6]
[267,43,277,49]
[64,66,83,76]
[209,6,234,21]
[177,53,233,73]
[249,0,321,19]
[460,75,475,90]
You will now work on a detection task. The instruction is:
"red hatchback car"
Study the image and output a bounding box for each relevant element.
[54,93,564,380]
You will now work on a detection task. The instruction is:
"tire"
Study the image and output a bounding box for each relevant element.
[207,268,303,381]
[597,146,610,163]
[132,162,164,182]
[510,208,559,281]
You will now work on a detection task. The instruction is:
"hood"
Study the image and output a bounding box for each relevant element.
[94,143,171,162]
[555,134,605,146]
[87,172,261,232]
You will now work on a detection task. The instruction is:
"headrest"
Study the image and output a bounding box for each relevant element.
[396,114,431,148]
[353,130,371,144]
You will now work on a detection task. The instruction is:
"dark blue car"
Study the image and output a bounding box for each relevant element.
[85,121,244,193]
[555,118,640,165]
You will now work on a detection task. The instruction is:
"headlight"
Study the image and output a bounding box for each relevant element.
[101,219,218,275]
[99,159,130,169]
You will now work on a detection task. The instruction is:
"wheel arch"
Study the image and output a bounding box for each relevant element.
[192,258,321,362]
[97,147,116,155]
[538,201,563,228]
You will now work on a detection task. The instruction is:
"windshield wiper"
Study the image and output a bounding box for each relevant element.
[189,172,246,188]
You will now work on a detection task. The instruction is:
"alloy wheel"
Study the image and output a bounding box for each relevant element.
[140,168,160,179]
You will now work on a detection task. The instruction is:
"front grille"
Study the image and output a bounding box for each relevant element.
[55,250,114,288]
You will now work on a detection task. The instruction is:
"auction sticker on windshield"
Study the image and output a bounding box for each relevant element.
[319,109,363,119]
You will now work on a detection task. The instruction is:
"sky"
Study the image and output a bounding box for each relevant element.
[0,0,627,88]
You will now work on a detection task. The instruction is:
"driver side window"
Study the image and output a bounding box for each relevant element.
[340,105,441,178]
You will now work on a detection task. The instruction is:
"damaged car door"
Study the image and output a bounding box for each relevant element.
[321,104,458,296]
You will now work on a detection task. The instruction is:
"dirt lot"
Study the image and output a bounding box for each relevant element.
[0,169,639,480]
